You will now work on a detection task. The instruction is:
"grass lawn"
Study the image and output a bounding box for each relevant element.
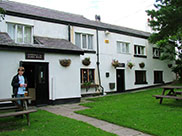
[0,110,116,136]
[76,88,182,136]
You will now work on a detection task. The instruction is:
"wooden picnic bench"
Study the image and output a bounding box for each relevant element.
[0,97,37,126]
[153,86,182,104]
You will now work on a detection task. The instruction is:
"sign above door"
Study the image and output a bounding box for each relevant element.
[25,52,44,60]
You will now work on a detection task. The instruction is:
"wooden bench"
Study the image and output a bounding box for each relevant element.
[0,109,37,126]
[153,95,182,104]
[0,97,37,126]
[0,106,18,111]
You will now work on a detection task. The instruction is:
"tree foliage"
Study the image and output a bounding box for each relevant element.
[0,7,5,21]
[146,0,182,79]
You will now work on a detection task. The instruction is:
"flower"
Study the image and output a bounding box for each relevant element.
[112,59,119,67]
[127,62,134,69]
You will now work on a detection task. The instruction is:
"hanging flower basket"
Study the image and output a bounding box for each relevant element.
[59,59,71,67]
[127,62,134,69]
[139,62,145,68]
[168,64,172,68]
[82,57,91,66]
[112,59,119,68]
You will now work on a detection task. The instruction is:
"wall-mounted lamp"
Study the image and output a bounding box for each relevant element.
[105,30,110,35]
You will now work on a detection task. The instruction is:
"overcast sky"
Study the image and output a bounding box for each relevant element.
[11,0,155,32]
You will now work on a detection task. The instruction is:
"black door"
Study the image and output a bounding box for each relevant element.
[116,69,125,92]
[22,62,49,106]
[35,63,49,105]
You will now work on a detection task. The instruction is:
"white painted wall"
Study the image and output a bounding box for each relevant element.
[98,31,175,92]
[72,26,99,94]
[0,14,175,97]
[0,15,68,39]
[0,50,81,100]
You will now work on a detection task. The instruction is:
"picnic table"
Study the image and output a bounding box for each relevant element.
[153,86,182,104]
[0,97,37,126]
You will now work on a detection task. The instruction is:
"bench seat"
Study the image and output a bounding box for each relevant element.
[0,106,18,111]
[0,109,37,126]
[153,95,182,100]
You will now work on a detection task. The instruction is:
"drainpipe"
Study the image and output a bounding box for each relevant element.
[68,24,71,42]
[96,29,105,95]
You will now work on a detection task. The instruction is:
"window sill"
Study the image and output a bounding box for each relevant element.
[134,55,147,58]
[153,56,160,59]
[81,84,99,88]
[83,50,96,54]
[135,82,148,85]
[154,81,164,84]
[118,52,131,55]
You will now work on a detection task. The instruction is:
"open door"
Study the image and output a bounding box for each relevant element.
[22,62,49,106]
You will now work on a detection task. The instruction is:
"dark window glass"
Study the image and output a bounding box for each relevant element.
[154,71,163,83]
[81,69,95,83]
[134,45,137,54]
[135,71,147,84]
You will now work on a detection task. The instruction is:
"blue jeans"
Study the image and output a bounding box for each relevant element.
[16,94,24,105]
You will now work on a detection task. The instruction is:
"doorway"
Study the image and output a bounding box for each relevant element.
[21,62,49,106]
[116,69,125,92]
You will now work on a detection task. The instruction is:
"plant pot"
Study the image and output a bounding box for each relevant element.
[127,62,134,69]
[139,62,145,68]
[82,59,91,66]
[59,59,71,67]
[112,60,119,68]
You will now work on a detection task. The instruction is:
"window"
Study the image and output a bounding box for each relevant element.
[81,69,95,83]
[153,48,160,58]
[7,23,32,44]
[154,71,163,83]
[135,71,147,84]
[117,41,129,53]
[134,45,146,57]
[75,33,93,50]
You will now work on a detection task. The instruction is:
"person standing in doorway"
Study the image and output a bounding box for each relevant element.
[11,67,27,104]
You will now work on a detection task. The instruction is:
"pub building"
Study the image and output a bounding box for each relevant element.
[0,0,174,105]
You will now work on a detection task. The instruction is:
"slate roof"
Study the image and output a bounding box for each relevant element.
[0,32,84,54]
[0,0,150,39]
[0,32,14,44]
[34,36,83,52]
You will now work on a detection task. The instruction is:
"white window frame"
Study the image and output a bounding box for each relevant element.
[153,48,160,58]
[134,45,146,56]
[7,22,33,44]
[117,41,130,54]
[75,32,94,50]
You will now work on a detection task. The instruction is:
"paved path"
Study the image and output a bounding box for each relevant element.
[40,101,152,136]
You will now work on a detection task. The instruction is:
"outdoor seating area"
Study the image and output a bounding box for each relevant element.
[0,97,37,126]
[0,86,182,136]
[153,86,182,104]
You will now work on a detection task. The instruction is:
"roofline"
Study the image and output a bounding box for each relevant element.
[0,44,84,55]
[6,11,149,39]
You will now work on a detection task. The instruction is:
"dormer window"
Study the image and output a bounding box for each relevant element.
[7,23,33,44]
[75,32,93,50]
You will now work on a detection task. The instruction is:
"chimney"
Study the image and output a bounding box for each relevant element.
[95,15,101,22]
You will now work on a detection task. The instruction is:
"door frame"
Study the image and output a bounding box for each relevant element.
[20,61,49,105]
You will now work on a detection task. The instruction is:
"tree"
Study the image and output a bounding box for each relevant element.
[146,0,182,80]
[0,7,5,21]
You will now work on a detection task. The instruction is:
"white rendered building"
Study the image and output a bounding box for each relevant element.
[0,1,174,105]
